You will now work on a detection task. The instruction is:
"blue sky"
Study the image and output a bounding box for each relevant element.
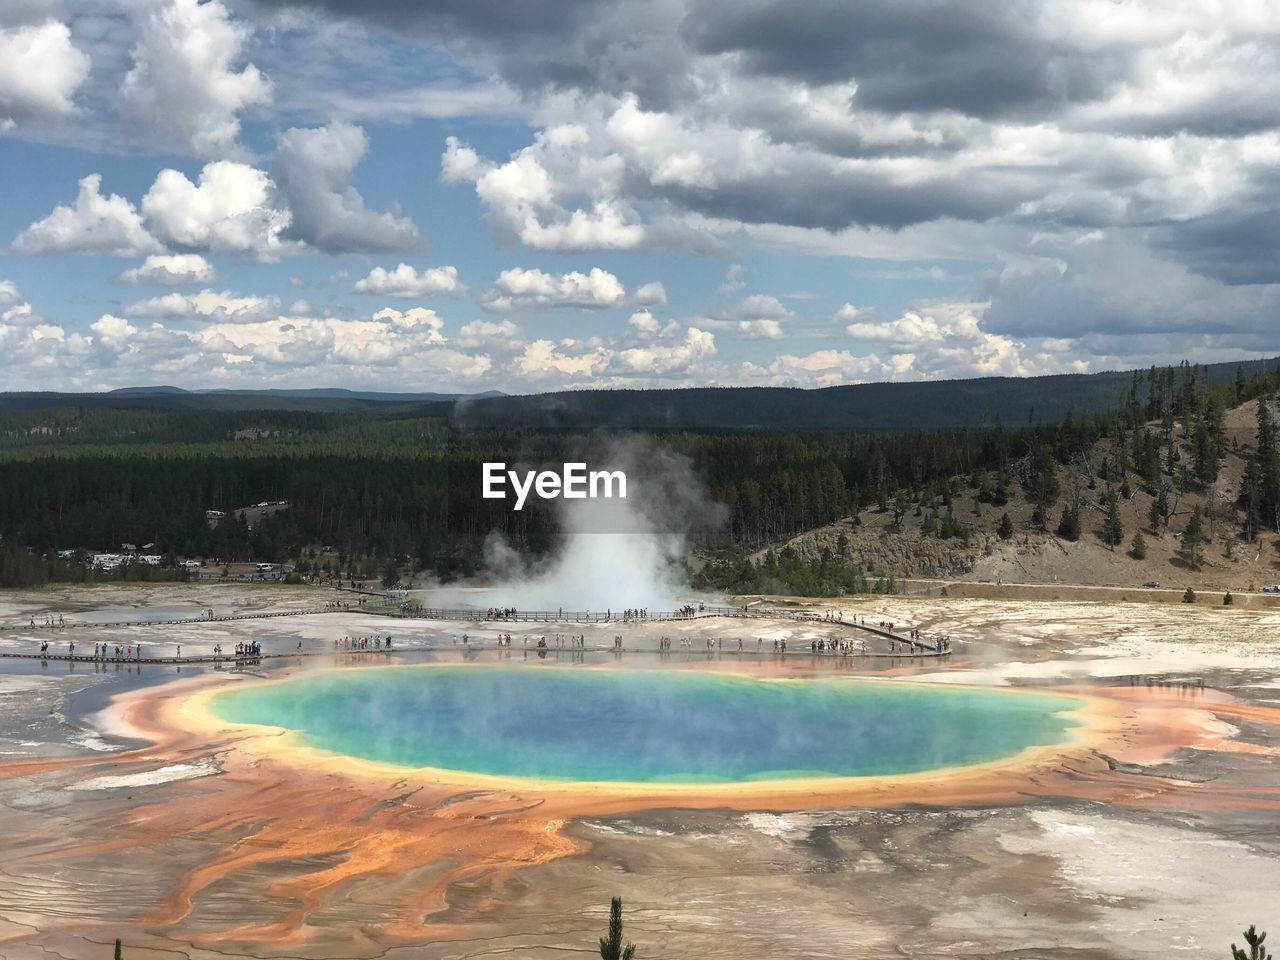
[2,0,1278,394]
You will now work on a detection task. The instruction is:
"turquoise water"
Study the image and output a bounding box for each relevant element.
[209,666,1083,783]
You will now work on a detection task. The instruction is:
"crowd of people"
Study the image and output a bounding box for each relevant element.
[334,635,392,650]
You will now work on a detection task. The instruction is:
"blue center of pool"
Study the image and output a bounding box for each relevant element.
[209,666,1083,783]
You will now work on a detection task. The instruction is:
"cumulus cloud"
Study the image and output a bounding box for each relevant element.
[12,175,161,257]
[443,131,645,251]
[1,300,486,393]
[140,160,292,258]
[274,121,421,254]
[613,325,716,374]
[118,254,215,285]
[369,306,447,343]
[16,123,417,260]
[633,280,667,305]
[456,318,523,349]
[353,263,466,297]
[701,293,792,339]
[0,20,90,121]
[0,285,91,377]
[835,302,873,325]
[119,0,270,158]
[122,288,281,323]
[481,266,626,311]
[741,349,896,387]
[628,309,661,333]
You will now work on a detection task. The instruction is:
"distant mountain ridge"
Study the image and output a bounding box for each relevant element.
[0,387,504,413]
[431,358,1280,430]
[5,358,1277,428]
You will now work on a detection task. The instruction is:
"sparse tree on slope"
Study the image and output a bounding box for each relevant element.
[1182,505,1205,568]
[1103,488,1123,550]
[998,512,1014,540]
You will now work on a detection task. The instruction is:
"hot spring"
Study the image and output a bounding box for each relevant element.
[208,666,1085,784]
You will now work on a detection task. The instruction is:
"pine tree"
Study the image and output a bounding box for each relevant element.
[1023,444,1060,530]
[1232,925,1271,960]
[1255,399,1280,534]
[1130,531,1146,560]
[1192,413,1218,484]
[599,897,637,960]
[1182,506,1205,567]
[1102,489,1123,549]
[1057,503,1080,542]
[997,513,1014,540]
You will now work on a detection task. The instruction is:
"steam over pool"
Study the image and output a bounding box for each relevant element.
[209,667,1083,783]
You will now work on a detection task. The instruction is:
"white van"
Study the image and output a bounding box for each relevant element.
[255,562,275,573]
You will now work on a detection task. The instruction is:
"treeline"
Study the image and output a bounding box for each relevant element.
[3,361,1280,589]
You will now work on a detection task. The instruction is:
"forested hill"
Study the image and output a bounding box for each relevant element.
[436,359,1277,429]
[3,358,1273,429]
[0,387,500,414]
[2,358,1279,590]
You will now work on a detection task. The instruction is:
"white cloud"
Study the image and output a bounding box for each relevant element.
[517,338,609,378]
[273,122,421,254]
[846,312,946,343]
[23,124,416,261]
[141,161,292,258]
[12,174,161,257]
[719,263,746,296]
[370,306,447,344]
[613,326,716,374]
[442,132,645,251]
[36,303,489,392]
[456,318,523,349]
[633,280,667,306]
[122,288,280,322]
[118,254,215,285]
[353,263,466,297]
[0,21,90,121]
[835,302,872,324]
[741,349,893,387]
[702,293,792,339]
[90,313,139,348]
[482,266,626,311]
[0,287,90,377]
[628,309,661,333]
[732,319,784,340]
[119,0,269,158]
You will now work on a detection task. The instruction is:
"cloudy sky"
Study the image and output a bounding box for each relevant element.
[2,0,1278,394]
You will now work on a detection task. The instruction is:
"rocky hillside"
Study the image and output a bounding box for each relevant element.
[753,399,1280,592]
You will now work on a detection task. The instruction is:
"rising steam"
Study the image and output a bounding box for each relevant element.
[436,438,725,611]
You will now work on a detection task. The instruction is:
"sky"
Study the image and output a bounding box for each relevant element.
[1,0,1279,395]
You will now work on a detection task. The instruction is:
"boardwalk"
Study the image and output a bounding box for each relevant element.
[0,600,952,663]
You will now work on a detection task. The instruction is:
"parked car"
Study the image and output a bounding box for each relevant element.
[1142,581,1161,588]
